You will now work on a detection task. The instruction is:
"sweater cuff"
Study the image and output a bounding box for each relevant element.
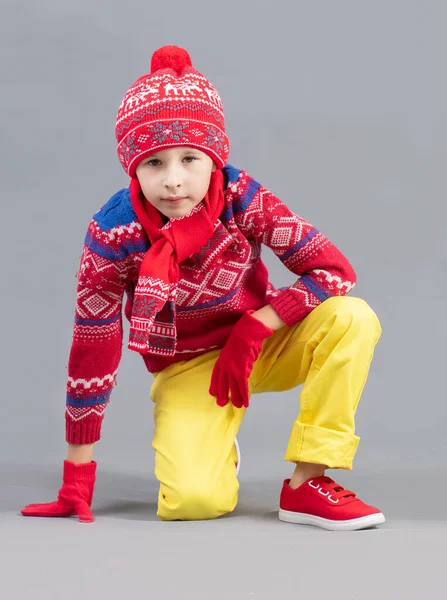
[66,417,102,444]
[269,288,314,327]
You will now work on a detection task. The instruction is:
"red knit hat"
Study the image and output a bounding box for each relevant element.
[116,45,229,176]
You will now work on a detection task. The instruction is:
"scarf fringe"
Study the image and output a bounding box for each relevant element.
[128,277,178,356]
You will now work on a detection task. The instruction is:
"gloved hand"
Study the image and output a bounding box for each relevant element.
[21,460,97,523]
[209,310,274,408]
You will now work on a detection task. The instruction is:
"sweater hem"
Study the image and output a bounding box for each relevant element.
[66,418,102,445]
[269,289,313,327]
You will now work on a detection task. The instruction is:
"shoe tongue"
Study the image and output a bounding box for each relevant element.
[322,476,337,488]
[322,476,349,495]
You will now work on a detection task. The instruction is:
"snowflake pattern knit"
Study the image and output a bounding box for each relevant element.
[66,166,356,444]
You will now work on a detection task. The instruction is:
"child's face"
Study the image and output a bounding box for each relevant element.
[135,146,216,219]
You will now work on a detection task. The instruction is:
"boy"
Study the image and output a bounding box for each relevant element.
[21,45,384,531]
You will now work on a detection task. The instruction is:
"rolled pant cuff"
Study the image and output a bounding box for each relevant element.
[284,421,360,471]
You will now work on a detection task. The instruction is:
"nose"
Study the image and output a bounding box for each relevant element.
[163,164,182,191]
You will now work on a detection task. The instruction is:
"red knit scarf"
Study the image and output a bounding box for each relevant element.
[128,169,225,356]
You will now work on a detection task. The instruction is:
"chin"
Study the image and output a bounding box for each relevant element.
[159,209,185,221]
[166,202,198,216]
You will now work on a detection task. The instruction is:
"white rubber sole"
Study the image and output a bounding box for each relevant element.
[234,438,241,477]
[278,509,386,531]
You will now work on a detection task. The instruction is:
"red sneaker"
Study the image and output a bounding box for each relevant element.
[279,476,385,531]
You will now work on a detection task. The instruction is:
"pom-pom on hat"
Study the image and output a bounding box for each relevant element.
[116,45,229,176]
[150,45,192,75]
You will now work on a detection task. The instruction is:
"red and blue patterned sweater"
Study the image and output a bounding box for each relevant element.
[66,166,356,444]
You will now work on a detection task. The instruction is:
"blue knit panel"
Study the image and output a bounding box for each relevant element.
[94,188,136,230]
[223,164,240,188]
[86,188,150,258]
[220,164,241,222]
[280,228,319,261]
[299,275,332,301]
[177,286,238,312]
[75,313,121,327]
[66,389,111,408]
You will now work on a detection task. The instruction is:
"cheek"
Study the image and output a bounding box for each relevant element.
[141,178,157,197]
[198,169,213,195]
[196,183,209,200]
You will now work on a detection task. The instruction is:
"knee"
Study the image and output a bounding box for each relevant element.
[324,296,382,338]
[158,480,238,521]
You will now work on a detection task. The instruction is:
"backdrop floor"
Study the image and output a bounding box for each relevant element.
[1,464,444,599]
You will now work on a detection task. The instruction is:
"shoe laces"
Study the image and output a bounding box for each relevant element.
[318,476,356,500]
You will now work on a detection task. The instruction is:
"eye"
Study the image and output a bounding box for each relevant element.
[146,158,161,167]
[183,156,197,163]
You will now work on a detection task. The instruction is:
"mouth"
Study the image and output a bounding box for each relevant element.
[162,196,187,205]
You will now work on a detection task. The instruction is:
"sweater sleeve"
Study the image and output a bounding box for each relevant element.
[65,218,130,444]
[234,170,357,326]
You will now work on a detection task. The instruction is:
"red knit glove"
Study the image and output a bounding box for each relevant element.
[209,310,274,408]
[21,460,97,523]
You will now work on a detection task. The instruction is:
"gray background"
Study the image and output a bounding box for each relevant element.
[1,1,446,598]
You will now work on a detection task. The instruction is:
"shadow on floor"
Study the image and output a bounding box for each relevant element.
[2,464,446,523]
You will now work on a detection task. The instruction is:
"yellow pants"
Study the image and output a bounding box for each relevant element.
[150,296,382,521]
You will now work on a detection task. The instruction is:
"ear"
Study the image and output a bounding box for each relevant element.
[212,162,217,172]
